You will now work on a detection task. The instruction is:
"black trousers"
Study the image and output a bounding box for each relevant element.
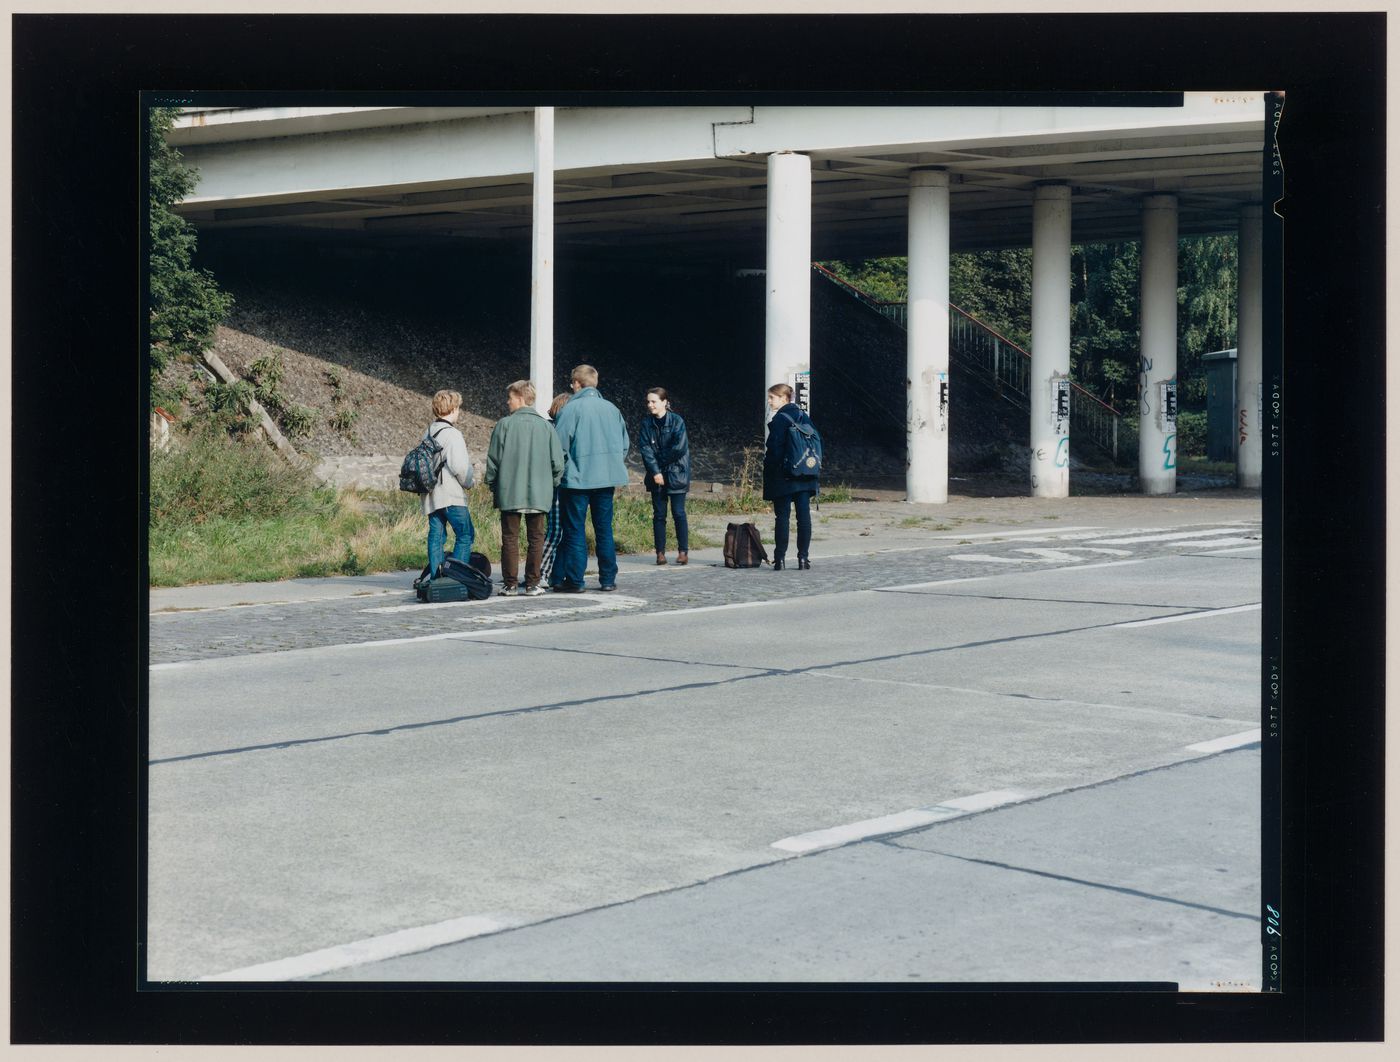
[772,491,813,561]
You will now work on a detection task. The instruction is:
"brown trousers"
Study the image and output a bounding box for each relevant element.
[499,511,546,588]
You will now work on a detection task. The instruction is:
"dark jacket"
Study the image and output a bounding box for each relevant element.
[636,410,691,494]
[763,403,821,500]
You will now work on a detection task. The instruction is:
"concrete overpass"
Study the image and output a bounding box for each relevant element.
[170,98,1268,499]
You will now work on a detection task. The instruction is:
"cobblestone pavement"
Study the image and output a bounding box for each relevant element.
[150,492,1263,665]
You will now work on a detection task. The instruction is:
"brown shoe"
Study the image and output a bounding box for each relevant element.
[676,551,688,565]
[656,551,667,565]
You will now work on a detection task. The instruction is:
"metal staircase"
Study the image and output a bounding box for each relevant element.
[812,263,1133,463]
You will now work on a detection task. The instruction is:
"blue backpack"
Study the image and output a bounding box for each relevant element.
[781,415,823,477]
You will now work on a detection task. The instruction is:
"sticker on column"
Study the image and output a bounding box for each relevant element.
[1052,377,1071,435]
[1257,381,1264,429]
[938,373,949,432]
[1159,380,1178,432]
[788,369,811,414]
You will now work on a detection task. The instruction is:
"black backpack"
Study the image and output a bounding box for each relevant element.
[399,424,451,494]
[782,416,823,478]
[723,522,769,569]
[415,551,493,602]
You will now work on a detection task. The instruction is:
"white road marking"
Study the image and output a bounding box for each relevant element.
[1186,729,1262,753]
[1112,603,1261,628]
[363,594,646,616]
[771,790,1033,853]
[1011,547,1133,562]
[199,913,518,981]
[1088,527,1257,545]
[1173,538,1260,550]
[933,526,1104,540]
[948,554,1034,564]
[649,600,773,616]
[1194,544,1264,556]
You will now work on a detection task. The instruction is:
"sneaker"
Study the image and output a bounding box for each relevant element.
[522,585,546,597]
[554,582,585,594]
[597,584,617,592]
[499,584,519,596]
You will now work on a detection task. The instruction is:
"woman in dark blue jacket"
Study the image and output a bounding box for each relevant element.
[762,382,821,570]
[637,386,692,565]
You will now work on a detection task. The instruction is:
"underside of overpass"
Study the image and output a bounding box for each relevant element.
[171,99,1265,263]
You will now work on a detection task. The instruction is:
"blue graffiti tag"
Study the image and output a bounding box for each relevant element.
[1162,433,1176,470]
[1054,436,1069,468]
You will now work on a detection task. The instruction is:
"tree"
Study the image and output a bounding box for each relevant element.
[148,106,232,411]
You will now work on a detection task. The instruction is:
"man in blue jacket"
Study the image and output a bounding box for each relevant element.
[552,364,631,592]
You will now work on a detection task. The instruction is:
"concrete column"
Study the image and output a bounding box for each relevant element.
[1030,183,1072,498]
[1236,204,1263,488]
[1138,194,1179,494]
[906,169,951,504]
[764,151,811,428]
[530,106,554,414]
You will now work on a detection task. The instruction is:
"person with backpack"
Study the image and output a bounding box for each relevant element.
[419,389,476,578]
[484,380,565,597]
[637,386,691,566]
[763,382,822,571]
[552,364,630,593]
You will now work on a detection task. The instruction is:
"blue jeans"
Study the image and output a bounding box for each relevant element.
[558,487,617,588]
[650,491,689,552]
[427,505,474,576]
[772,491,813,562]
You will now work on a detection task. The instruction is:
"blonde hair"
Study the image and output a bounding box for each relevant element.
[548,392,570,419]
[571,364,599,388]
[507,379,537,406]
[432,389,462,417]
[767,382,794,401]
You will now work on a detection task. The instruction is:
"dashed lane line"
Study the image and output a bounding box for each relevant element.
[771,790,1035,854]
[1186,729,1263,753]
[1088,527,1259,545]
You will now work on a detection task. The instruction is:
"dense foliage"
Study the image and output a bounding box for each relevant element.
[821,233,1238,414]
[148,106,233,411]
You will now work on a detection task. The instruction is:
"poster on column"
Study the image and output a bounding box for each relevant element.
[788,368,810,414]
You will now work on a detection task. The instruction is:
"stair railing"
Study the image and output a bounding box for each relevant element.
[812,263,1131,463]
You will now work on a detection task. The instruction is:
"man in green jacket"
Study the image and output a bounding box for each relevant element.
[485,380,566,596]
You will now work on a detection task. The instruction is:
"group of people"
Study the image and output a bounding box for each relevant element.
[420,367,821,592]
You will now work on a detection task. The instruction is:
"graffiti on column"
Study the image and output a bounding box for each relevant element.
[1055,436,1069,468]
[1139,355,1154,416]
[1162,433,1177,470]
[1239,406,1249,449]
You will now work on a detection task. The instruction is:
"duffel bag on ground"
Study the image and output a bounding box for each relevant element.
[723,522,769,568]
[437,555,493,599]
[417,577,471,603]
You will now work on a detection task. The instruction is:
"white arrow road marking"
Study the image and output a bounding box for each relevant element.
[1173,538,1260,550]
[199,913,520,982]
[948,554,1035,564]
[772,790,1034,854]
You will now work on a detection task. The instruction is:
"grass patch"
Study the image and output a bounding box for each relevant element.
[826,511,864,520]
[898,516,953,530]
[149,432,734,585]
[1177,457,1238,475]
[817,482,854,503]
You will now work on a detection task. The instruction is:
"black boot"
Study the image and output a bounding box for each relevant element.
[799,557,811,570]
[772,558,785,570]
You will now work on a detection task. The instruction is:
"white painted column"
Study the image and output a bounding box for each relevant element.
[764,151,811,428]
[1236,204,1263,488]
[1030,183,1072,498]
[529,106,554,414]
[906,169,951,504]
[1138,194,1179,494]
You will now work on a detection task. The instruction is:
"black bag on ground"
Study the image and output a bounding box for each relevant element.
[437,555,493,599]
[417,577,471,603]
[723,522,769,569]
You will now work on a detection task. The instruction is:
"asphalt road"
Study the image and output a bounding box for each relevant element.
[147,504,1263,987]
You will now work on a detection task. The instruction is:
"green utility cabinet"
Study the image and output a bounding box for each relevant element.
[1203,348,1238,462]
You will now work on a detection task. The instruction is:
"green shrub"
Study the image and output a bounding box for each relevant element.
[1174,411,1207,458]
